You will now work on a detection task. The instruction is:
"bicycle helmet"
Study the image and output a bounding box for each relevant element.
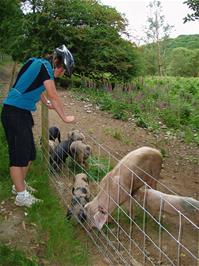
[54,44,74,76]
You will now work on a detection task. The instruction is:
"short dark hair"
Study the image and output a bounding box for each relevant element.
[44,53,62,68]
[53,55,63,68]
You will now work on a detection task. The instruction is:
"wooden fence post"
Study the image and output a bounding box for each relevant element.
[41,97,49,170]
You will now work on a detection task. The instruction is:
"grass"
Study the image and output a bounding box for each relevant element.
[0,245,38,266]
[0,120,11,201]
[104,127,133,145]
[0,54,12,67]
[0,119,89,266]
[108,204,170,235]
[67,155,113,182]
[27,152,89,265]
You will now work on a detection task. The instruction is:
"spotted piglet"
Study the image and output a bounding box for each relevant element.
[66,173,90,223]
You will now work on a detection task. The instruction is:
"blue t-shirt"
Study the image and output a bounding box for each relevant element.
[3,58,54,111]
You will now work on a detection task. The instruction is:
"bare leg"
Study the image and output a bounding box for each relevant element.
[10,167,25,192]
[10,161,32,192]
[22,161,31,180]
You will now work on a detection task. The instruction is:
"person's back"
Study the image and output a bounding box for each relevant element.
[4,58,54,111]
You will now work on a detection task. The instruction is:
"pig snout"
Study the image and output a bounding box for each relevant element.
[84,203,108,230]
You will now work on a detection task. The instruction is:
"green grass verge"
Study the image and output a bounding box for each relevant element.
[0,117,89,266]
[0,117,11,201]
[0,245,38,266]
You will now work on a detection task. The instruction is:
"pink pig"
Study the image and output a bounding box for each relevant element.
[85,146,163,230]
[136,188,199,224]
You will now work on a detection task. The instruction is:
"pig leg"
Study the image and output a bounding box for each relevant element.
[73,153,81,166]
[122,197,135,221]
[150,164,162,190]
[84,160,89,170]
[66,208,73,220]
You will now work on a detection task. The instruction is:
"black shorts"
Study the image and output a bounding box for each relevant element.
[1,104,36,167]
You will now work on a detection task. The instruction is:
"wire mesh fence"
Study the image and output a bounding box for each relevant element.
[33,103,199,266]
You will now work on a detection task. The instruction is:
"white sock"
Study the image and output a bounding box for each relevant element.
[17,190,28,198]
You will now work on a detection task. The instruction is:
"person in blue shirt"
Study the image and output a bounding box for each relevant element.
[1,45,75,207]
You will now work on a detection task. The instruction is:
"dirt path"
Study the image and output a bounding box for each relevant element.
[0,63,14,103]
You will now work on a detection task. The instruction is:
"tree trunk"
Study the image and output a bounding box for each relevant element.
[157,40,162,76]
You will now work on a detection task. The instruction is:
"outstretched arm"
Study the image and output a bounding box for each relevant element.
[43,79,74,123]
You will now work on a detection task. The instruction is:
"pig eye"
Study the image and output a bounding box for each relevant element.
[82,177,87,183]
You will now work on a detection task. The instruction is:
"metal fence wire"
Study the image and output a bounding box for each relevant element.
[34,102,199,266]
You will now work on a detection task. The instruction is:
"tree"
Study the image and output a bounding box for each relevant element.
[12,0,141,82]
[167,47,199,77]
[144,0,173,76]
[15,0,128,58]
[0,0,23,56]
[141,44,157,75]
[183,0,199,22]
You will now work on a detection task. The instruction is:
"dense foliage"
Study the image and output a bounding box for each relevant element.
[142,34,199,76]
[0,0,23,58]
[165,34,199,50]
[0,0,142,82]
[167,47,199,76]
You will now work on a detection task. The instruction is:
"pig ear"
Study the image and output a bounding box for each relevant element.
[94,210,108,230]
